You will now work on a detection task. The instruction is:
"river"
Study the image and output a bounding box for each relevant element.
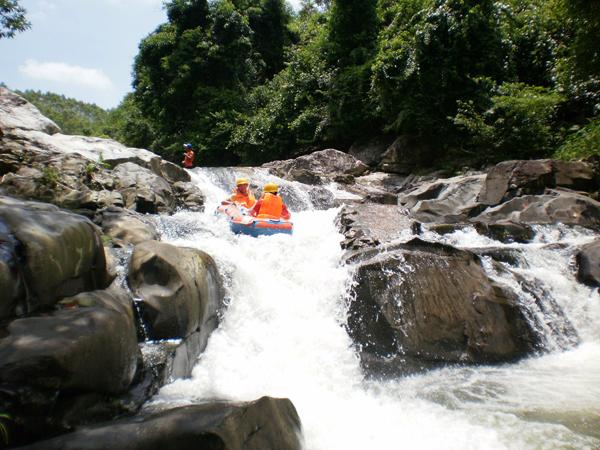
[146,168,600,450]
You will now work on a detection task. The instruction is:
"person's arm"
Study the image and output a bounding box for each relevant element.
[281,203,291,220]
[248,198,262,217]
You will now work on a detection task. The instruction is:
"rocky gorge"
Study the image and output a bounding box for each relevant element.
[1,87,600,448]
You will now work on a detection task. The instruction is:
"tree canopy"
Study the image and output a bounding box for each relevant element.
[21,0,600,168]
[0,0,30,39]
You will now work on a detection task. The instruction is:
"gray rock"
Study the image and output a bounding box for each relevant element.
[112,162,175,214]
[0,219,24,319]
[0,288,140,394]
[576,239,600,287]
[336,204,414,251]
[378,135,434,174]
[553,160,599,192]
[172,181,205,212]
[398,174,486,223]
[347,238,538,370]
[348,135,396,167]
[263,148,368,183]
[0,88,61,134]
[17,396,303,450]
[94,207,159,246]
[478,159,599,206]
[473,221,535,243]
[474,190,600,228]
[0,196,111,314]
[128,241,224,341]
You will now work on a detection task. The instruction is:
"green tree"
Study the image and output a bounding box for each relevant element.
[132,0,259,164]
[247,0,292,80]
[454,82,564,161]
[371,0,508,146]
[166,0,209,32]
[0,0,29,39]
[326,0,379,145]
[558,0,600,79]
[327,0,377,67]
[230,7,331,163]
[17,90,113,137]
[107,93,156,149]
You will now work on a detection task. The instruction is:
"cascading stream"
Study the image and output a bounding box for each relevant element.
[148,169,600,450]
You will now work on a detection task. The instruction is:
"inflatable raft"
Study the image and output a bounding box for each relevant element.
[217,203,293,237]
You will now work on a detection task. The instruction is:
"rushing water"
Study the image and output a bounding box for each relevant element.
[147,168,600,450]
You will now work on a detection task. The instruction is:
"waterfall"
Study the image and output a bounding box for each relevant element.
[146,169,600,450]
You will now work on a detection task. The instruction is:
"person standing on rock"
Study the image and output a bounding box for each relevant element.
[248,182,291,220]
[223,178,256,209]
[181,143,195,168]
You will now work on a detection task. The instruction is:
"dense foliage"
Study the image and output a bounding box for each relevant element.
[16,0,600,167]
[17,90,114,137]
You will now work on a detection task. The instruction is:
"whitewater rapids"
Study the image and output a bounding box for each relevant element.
[146,168,600,450]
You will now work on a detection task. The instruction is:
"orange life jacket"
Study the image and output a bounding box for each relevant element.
[257,193,283,219]
[183,150,195,168]
[230,190,256,208]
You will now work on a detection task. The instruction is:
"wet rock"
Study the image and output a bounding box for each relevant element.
[128,241,224,341]
[0,287,140,393]
[0,196,111,315]
[149,158,191,184]
[343,171,407,205]
[473,221,534,243]
[347,238,538,370]
[336,204,414,251]
[478,160,554,205]
[94,207,159,247]
[17,396,303,450]
[140,330,210,385]
[172,181,205,212]
[575,239,600,287]
[427,223,464,235]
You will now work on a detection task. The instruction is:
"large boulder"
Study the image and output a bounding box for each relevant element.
[263,148,368,184]
[17,396,303,450]
[0,87,61,135]
[336,204,416,251]
[0,288,140,394]
[0,196,111,317]
[473,190,600,228]
[128,241,224,342]
[347,239,538,373]
[348,135,396,167]
[112,163,175,214]
[94,207,159,246]
[575,239,600,287]
[478,159,599,206]
[398,174,486,223]
[0,218,24,319]
[378,135,434,174]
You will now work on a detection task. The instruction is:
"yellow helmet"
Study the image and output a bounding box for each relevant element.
[236,177,250,186]
[263,182,279,193]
